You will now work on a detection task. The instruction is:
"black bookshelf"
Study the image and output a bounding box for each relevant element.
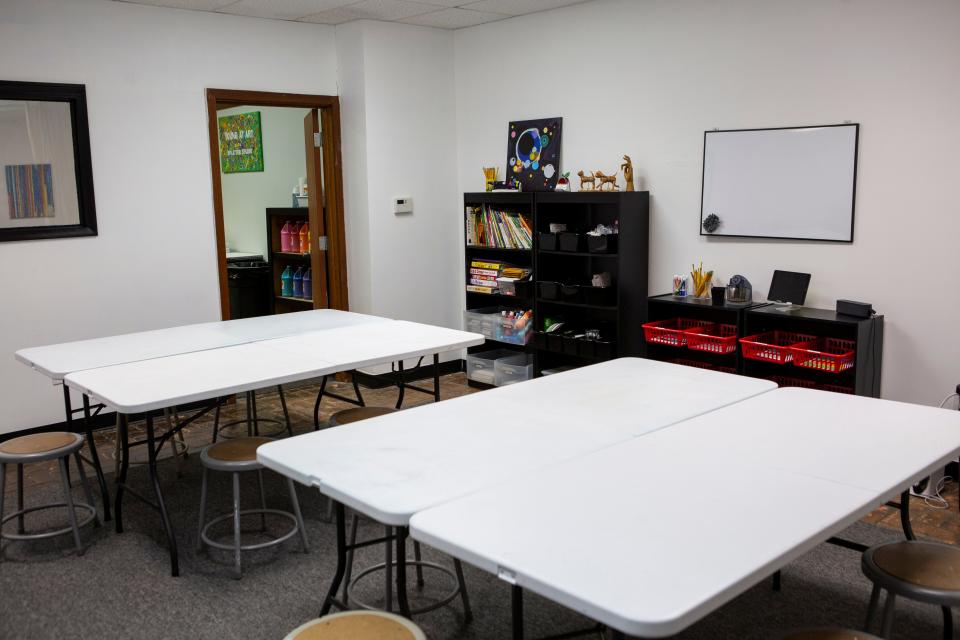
[646,294,765,374]
[743,305,883,397]
[463,191,649,380]
[644,294,883,398]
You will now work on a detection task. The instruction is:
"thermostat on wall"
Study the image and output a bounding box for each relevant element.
[393,197,413,215]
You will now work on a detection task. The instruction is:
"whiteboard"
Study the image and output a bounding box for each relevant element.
[700,124,858,242]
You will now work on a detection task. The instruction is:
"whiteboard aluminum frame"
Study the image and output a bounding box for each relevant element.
[699,123,859,243]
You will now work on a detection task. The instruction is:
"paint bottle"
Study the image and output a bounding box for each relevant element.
[280,265,294,297]
[299,222,310,254]
[280,221,293,253]
[293,267,303,298]
[302,268,312,300]
[288,221,300,252]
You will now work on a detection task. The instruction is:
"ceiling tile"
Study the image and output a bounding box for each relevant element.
[398,7,507,28]
[116,0,238,10]
[216,0,357,20]
[415,0,472,6]
[461,0,590,17]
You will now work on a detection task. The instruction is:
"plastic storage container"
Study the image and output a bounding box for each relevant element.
[463,307,504,338]
[493,311,533,345]
[538,281,560,300]
[538,232,559,251]
[739,331,816,364]
[685,323,738,355]
[642,318,714,347]
[790,337,856,373]
[495,353,534,386]
[586,234,618,254]
[466,349,518,385]
[558,232,582,252]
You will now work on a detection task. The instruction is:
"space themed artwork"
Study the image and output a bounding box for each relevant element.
[506,117,563,191]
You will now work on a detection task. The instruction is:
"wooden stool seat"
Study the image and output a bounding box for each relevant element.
[872,541,960,591]
[0,432,79,457]
[329,406,397,426]
[784,630,883,640]
[285,611,426,640]
[204,437,272,463]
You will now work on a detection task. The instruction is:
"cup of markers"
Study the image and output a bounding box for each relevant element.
[672,275,687,297]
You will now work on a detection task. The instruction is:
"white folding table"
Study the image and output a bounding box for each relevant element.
[409,388,960,638]
[255,358,777,616]
[22,314,483,576]
[14,309,389,522]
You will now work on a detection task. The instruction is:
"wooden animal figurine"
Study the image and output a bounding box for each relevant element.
[577,171,596,191]
[620,155,634,192]
[595,170,618,191]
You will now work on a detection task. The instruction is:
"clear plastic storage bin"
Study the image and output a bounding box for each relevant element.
[494,353,533,386]
[466,349,518,385]
[463,307,505,339]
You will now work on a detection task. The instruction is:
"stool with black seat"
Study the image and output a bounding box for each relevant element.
[862,540,960,639]
[783,630,883,639]
[196,436,309,578]
[283,610,426,640]
[0,432,100,557]
[328,406,471,620]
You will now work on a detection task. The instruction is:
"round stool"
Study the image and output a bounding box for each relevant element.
[196,437,309,578]
[212,386,293,440]
[329,406,397,427]
[783,630,883,639]
[328,406,471,619]
[862,540,960,639]
[0,432,100,557]
[283,611,426,640]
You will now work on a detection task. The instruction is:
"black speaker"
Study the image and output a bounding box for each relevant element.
[836,299,873,318]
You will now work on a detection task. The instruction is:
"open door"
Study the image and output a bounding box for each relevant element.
[304,109,329,309]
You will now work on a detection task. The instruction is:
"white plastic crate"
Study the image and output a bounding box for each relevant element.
[494,353,533,386]
[466,349,517,385]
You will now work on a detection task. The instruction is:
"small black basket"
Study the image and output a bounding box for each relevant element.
[582,285,615,306]
[560,284,581,303]
[538,281,560,300]
[558,232,582,252]
[586,234,618,254]
[538,232,559,252]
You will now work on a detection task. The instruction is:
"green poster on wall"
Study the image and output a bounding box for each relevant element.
[218,111,264,173]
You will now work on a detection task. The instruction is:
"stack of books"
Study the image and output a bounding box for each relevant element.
[467,259,502,294]
[467,260,532,295]
[465,206,533,249]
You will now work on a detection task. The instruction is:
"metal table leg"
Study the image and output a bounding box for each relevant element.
[145,414,179,576]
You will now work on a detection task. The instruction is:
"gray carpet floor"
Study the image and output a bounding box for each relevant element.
[0,456,945,640]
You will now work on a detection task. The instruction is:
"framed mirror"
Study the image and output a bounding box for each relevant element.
[0,80,97,242]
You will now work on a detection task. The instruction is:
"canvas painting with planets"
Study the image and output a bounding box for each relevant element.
[507,117,562,191]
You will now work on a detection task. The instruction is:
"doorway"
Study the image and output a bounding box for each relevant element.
[206,89,348,319]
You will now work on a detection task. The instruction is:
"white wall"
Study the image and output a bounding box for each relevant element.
[336,20,461,374]
[0,0,338,433]
[219,105,311,259]
[454,0,960,406]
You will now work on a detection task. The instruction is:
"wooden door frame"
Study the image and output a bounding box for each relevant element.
[205,88,349,319]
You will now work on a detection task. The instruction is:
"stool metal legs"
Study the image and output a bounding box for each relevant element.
[197,467,309,579]
[212,387,293,441]
[0,454,97,559]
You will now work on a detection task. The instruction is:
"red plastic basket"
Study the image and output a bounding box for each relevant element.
[767,376,817,389]
[791,338,856,374]
[685,324,738,355]
[670,358,736,375]
[820,383,854,394]
[740,331,816,364]
[642,318,713,347]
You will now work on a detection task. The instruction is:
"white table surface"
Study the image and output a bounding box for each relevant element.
[257,358,776,525]
[64,320,483,414]
[15,309,387,381]
[410,388,960,637]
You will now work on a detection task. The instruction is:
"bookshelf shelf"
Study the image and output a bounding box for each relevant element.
[463,191,649,380]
